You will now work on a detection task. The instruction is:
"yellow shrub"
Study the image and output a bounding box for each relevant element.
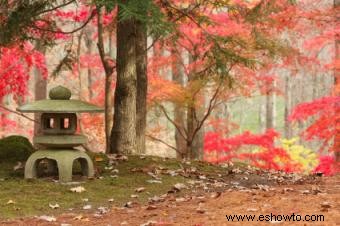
[280,137,319,174]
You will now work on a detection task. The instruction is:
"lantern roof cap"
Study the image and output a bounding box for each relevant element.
[17,86,104,113]
[49,86,72,100]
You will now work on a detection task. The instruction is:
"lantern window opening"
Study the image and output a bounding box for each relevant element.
[46,118,55,129]
[61,118,70,129]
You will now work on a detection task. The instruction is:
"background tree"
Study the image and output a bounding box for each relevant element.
[0,0,338,172]
[33,41,47,136]
[110,1,137,154]
[96,5,115,153]
[135,7,148,154]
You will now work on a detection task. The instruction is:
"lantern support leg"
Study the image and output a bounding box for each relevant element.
[24,153,40,179]
[78,157,94,178]
[56,159,73,182]
[24,149,95,182]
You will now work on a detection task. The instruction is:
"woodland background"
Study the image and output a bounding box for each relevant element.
[0,0,339,175]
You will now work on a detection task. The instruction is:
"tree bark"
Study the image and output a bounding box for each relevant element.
[33,41,47,136]
[266,84,274,129]
[104,62,114,154]
[186,103,195,159]
[297,75,305,133]
[191,103,205,160]
[77,32,84,100]
[259,96,266,133]
[171,50,186,159]
[312,71,318,100]
[135,19,148,154]
[186,54,205,160]
[284,73,293,138]
[110,2,137,154]
[97,6,114,154]
[84,29,94,100]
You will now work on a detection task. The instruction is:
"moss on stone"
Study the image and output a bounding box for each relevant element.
[0,136,35,162]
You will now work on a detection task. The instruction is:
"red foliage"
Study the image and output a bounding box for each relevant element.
[289,96,340,151]
[204,129,279,154]
[0,42,47,101]
[204,129,301,172]
[0,116,16,130]
[313,155,340,176]
[55,6,91,22]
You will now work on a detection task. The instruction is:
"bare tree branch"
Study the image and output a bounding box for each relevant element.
[189,81,221,142]
[189,64,235,142]
[146,134,183,155]
[96,5,110,75]
[31,10,95,35]
[157,103,188,140]
[0,105,39,123]
[34,0,77,16]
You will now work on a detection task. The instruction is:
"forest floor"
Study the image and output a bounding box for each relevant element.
[0,156,339,226]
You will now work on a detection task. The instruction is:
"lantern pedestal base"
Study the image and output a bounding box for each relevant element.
[25,149,94,182]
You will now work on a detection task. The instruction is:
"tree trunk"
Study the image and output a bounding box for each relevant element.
[259,96,266,133]
[33,42,46,136]
[97,7,114,154]
[334,0,340,162]
[135,19,148,154]
[272,81,277,128]
[186,105,195,159]
[266,85,274,129]
[104,33,114,154]
[192,104,205,160]
[84,29,94,100]
[171,50,186,159]
[110,2,137,154]
[186,54,205,160]
[105,65,114,154]
[297,75,304,133]
[284,73,293,138]
[77,32,84,100]
[312,71,318,100]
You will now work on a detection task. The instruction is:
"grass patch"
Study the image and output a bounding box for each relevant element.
[0,155,227,219]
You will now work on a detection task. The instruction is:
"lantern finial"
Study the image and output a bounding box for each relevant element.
[49,86,72,100]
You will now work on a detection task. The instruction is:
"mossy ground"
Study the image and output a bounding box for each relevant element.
[0,155,228,219]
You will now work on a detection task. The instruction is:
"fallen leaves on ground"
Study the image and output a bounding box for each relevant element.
[48,203,60,209]
[6,200,15,205]
[36,215,56,222]
[135,187,146,193]
[70,186,86,193]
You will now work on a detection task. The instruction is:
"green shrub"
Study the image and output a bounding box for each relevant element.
[0,136,35,162]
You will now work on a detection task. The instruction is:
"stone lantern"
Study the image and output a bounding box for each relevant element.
[17,86,104,182]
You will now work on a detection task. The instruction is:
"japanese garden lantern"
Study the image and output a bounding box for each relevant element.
[17,86,104,182]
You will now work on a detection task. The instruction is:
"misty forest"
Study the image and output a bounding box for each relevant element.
[0,0,339,225]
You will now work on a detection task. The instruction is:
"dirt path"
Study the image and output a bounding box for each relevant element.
[2,176,339,226]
